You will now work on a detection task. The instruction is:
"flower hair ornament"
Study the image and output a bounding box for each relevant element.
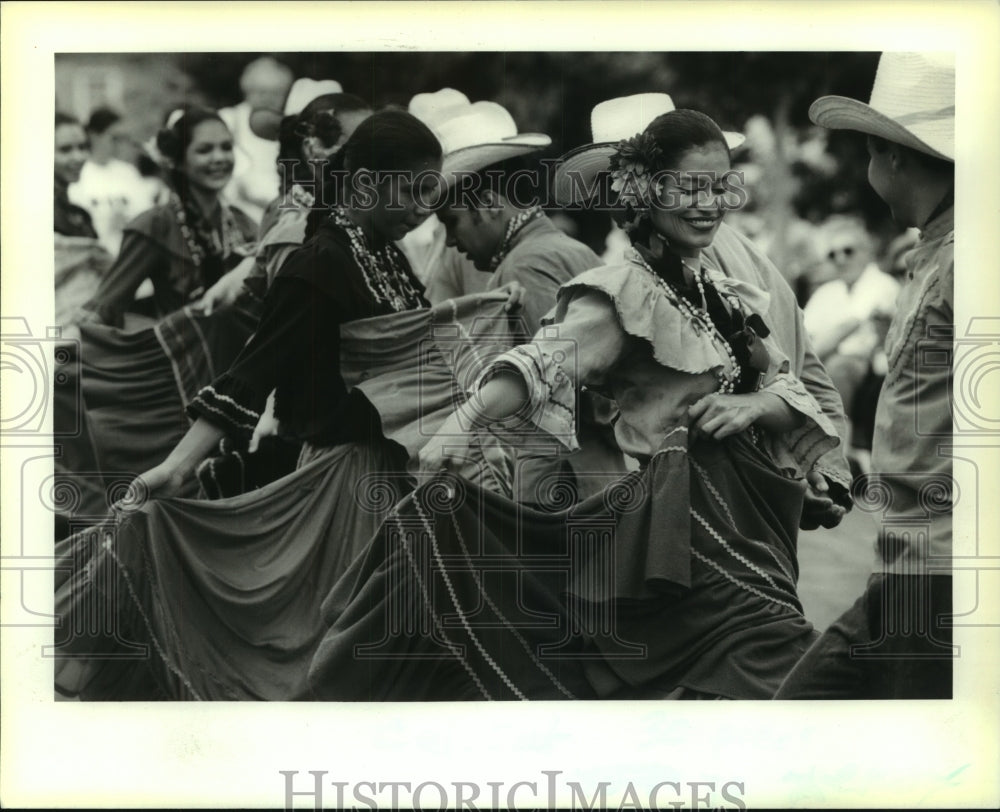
[294,108,344,152]
[609,131,663,227]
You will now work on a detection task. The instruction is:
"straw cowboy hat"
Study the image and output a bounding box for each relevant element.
[408,88,551,178]
[249,77,345,140]
[553,93,746,205]
[809,52,954,162]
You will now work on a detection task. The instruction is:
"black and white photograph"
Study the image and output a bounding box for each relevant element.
[2,1,998,808]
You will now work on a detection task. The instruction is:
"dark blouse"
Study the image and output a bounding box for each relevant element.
[187,216,428,447]
[54,181,98,239]
[79,203,257,327]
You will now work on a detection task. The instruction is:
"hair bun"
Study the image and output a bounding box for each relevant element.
[311,109,344,149]
[280,113,305,141]
[155,128,183,164]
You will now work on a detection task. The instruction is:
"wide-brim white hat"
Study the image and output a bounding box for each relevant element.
[553,93,746,205]
[809,52,954,162]
[249,77,345,140]
[409,88,551,181]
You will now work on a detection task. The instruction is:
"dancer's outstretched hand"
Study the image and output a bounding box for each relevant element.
[249,391,279,453]
[116,465,186,512]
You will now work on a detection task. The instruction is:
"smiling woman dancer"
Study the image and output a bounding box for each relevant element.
[50,96,374,531]
[552,94,851,530]
[76,107,257,328]
[307,109,842,701]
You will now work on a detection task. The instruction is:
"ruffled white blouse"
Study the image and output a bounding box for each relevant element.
[478,248,839,477]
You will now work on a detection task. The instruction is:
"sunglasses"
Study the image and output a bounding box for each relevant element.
[827,245,856,261]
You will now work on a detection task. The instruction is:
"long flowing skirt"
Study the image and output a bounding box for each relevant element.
[51,293,522,700]
[307,433,818,701]
[53,440,409,700]
[54,235,112,327]
[52,302,260,535]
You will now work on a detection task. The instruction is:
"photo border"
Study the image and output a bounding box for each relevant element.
[2,1,998,808]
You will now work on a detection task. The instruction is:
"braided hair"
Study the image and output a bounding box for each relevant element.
[154,107,235,285]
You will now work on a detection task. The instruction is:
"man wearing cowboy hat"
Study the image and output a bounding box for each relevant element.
[776,52,955,699]
[429,95,599,334]
[398,89,487,304]
[417,90,627,507]
[554,93,855,531]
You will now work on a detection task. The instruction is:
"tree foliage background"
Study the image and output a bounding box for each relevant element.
[181,51,888,231]
[73,50,895,260]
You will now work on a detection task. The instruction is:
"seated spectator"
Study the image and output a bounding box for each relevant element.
[787,222,836,308]
[218,56,294,222]
[803,215,901,465]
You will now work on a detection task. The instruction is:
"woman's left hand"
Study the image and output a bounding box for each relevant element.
[800,470,849,530]
[496,280,526,313]
[688,392,764,440]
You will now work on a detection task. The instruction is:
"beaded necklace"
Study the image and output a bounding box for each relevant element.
[330,207,424,313]
[487,205,544,272]
[170,191,248,269]
[679,255,744,317]
[634,250,741,394]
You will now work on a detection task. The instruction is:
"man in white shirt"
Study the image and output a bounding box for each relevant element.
[803,215,900,419]
[217,56,294,223]
[69,107,159,256]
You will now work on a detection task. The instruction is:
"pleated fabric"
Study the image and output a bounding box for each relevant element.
[308,433,818,701]
[52,302,260,531]
[52,293,521,700]
[53,440,409,700]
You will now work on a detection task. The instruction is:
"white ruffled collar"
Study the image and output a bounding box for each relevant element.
[554,249,775,377]
[623,246,773,318]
